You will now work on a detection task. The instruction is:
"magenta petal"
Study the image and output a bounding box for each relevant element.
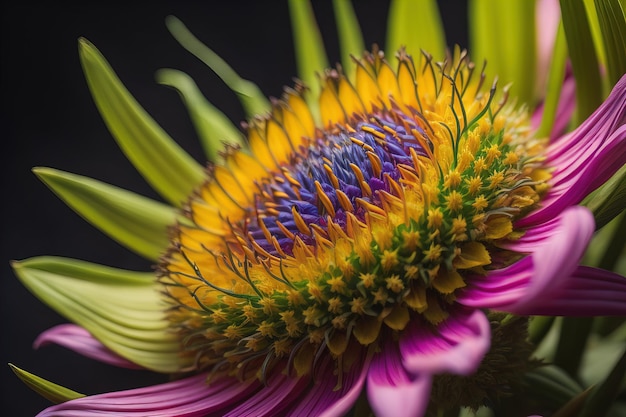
[518,75,626,228]
[286,351,371,417]
[37,373,260,417]
[459,206,593,309]
[223,370,309,417]
[367,338,432,417]
[399,308,491,377]
[518,265,626,316]
[34,324,142,369]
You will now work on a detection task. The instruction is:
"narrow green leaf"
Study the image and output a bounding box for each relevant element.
[34,167,185,261]
[12,256,188,373]
[79,38,205,207]
[579,348,626,417]
[559,0,604,124]
[469,0,536,106]
[524,365,584,410]
[582,163,626,230]
[536,23,569,138]
[595,0,626,88]
[287,0,329,124]
[164,16,270,118]
[332,0,365,79]
[156,68,246,161]
[386,0,446,60]
[9,364,84,403]
[554,317,595,379]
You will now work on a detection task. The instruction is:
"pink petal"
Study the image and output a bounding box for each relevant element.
[367,338,432,417]
[399,308,491,377]
[34,324,142,369]
[37,373,260,417]
[519,75,626,227]
[459,206,626,315]
[286,350,371,417]
[518,265,626,316]
[222,370,309,417]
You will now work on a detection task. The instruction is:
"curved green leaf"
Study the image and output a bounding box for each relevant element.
[524,365,584,410]
[79,38,205,207]
[560,0,603,124]
[34,167,185,261]
[12,256,188,373]
[386,0,446,61]
[288,0,329,124]
[165,16,270,118]
[595,0,626,88]
[469,0,536,106]
[9,364,84,403]
[579,348,626,417]
[156,68,246,161]
[332,0,365,80]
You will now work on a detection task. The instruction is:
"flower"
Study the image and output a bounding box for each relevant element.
[9,1,626,417]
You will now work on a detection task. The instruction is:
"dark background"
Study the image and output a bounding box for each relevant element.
[1,1,467,415]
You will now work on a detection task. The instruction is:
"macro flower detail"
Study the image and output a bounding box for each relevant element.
[9,1,626,417]
[162,49,544,386]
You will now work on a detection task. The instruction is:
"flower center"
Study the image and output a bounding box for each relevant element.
[159,49,549,379]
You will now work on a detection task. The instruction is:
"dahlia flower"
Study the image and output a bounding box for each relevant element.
[9,1,626,417]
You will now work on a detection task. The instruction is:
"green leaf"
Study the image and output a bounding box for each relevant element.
[559,0,604,124]
[78,38,205,207]
[469,0,536,106]
[164,16,270,118]
[9,364,84,403]
[156,68,246,161]
[528,315,556,345]
[536,23,569,138]
[12,256,189,373]
[595,0,626,88]
[524,365,584,410]
[554,317,595,379]
[34,167,185,261]
[332,0,365,80]
[582,163,626,230]
[287,0,328,125]
[579,348,626,417]
[386,0,446,61]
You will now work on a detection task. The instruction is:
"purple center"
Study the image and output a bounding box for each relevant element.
[247,113,430,256]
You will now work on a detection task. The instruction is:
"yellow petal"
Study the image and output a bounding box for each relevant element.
[432,268,466,294]
[352,315,383,345]
[453,241,491,269]
[485,216,513,239]
[383,305,410,330]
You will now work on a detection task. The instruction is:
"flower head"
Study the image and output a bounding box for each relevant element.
[9,1,626,417]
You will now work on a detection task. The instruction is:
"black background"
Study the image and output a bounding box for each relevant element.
[1,1,467,415]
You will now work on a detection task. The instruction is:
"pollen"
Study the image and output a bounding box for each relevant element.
[326,276,347,293]
[427,208,444,229]
[424,242,443,262]
[350,297,368,314]
[359,272,376,288]
[446,191,463,212]
[327,297,344,314]
[385,275,405,293]
[381,249,400,272]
